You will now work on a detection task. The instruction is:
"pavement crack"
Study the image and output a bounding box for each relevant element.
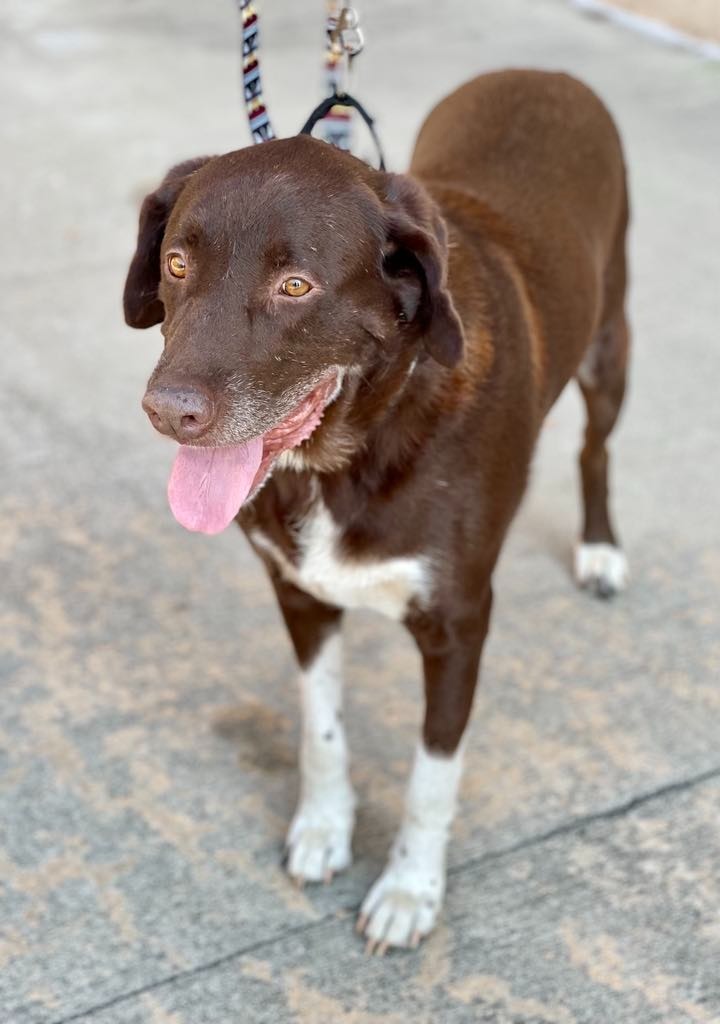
[45,914,343,1024]
[448,760,720,881]
[47,762,720,1022]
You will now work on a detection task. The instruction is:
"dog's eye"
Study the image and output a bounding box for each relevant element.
[281,277,312,297]
[167,253,187,279]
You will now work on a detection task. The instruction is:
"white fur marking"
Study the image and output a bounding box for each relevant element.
[359,741,464,949]
[576,343,598,389]
[297,503,431,619]
[286,631,356,882]
[275,447,309,472]
[252,498,432,620]
[575,542,629,594]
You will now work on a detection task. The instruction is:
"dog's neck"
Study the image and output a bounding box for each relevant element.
[289,349,453,522]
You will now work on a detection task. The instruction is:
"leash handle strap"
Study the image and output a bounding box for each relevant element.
[299,92,386,171]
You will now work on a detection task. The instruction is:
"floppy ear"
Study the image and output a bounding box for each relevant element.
[123,156,212,328]
[381,174,464,368]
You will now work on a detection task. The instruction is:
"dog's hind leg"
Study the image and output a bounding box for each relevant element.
[270,576,355,885]
[575,304,630,597]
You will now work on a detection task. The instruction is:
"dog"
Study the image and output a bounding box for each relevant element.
[124,69,630,952]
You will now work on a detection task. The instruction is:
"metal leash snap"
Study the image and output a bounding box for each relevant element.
[330,7,364,58]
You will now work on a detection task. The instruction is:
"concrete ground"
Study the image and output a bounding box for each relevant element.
[1,0,719,1021]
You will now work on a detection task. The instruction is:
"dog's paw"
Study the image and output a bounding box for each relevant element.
[574,542,628,598]
[357,863,443,953]
[285,802,354,885]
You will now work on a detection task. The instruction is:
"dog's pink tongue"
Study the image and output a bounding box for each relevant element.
[168,438,263,535]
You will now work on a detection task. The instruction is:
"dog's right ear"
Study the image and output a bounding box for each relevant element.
[123,157,212,329]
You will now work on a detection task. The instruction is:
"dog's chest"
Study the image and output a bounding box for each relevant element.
[251,498,431,620]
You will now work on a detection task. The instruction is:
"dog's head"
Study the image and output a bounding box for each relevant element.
[124,136,463,533]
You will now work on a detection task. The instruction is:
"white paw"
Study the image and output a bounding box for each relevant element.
[286,801,354,884]
[357,861,444,953]
[575,542,628,598]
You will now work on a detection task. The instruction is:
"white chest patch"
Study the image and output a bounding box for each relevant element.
[251,499,432,620]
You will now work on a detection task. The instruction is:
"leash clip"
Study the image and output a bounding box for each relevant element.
[328,6,364,58]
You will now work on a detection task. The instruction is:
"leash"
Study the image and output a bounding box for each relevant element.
[301,4,385,169]
[315,3,362,153]
[299,94,386,171]
[238,0,275,144]
[235,2,385,169]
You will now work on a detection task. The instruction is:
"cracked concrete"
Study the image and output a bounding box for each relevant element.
[1,0,719,1021]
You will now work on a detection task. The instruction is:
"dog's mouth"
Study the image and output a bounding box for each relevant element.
[167,370,340,535]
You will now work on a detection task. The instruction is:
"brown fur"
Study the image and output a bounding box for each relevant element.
[125,70,630,757]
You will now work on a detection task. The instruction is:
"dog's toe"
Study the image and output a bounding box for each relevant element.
[286,811,353,884]
[358,874,440,952]
[574,542,628,598]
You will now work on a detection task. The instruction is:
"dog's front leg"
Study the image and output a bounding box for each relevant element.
[359,587,492,952]
[270,575,356,885]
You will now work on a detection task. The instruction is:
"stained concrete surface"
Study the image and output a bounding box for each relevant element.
[1,1,719,1022]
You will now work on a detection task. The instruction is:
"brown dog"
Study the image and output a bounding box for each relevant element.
[124,70,630,952]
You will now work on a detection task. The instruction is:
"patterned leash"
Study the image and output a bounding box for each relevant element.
[236,1,384,169]
[238,1,275,143]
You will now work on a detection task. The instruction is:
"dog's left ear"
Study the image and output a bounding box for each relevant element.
[381,174,464,368]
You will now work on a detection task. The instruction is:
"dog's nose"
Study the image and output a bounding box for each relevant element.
[142,386,215,442]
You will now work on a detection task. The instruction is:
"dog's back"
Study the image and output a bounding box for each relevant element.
[411,70,629,405]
